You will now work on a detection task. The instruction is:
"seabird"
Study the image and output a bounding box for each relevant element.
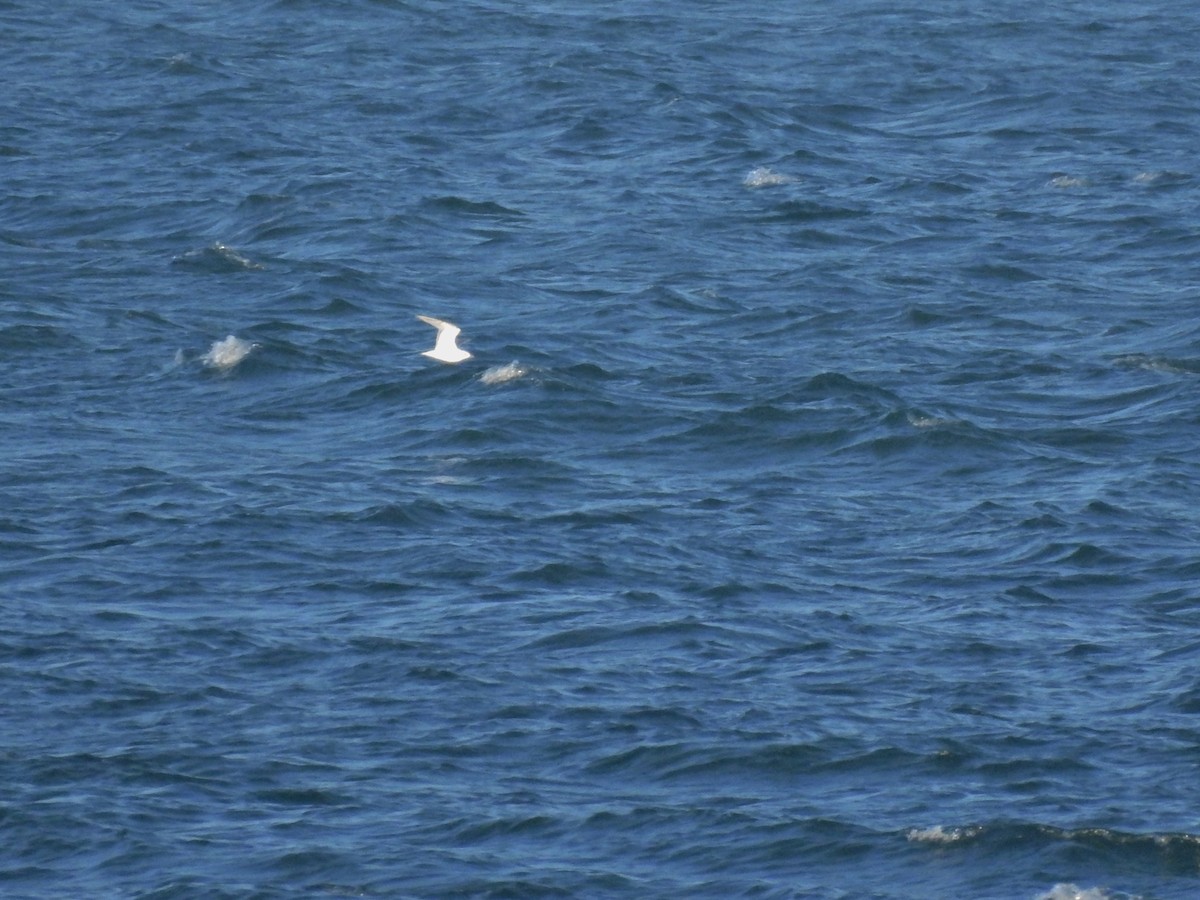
[417,315,472,364]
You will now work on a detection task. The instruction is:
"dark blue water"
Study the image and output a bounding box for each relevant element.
[3,2,1199,897]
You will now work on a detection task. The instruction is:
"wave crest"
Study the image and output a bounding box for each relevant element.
[906,825,981,844]
[479,361,530,386]
[743,166,797,188]
[201,335,257,371]
[1037,884,1131,900]
[173,242,264,272]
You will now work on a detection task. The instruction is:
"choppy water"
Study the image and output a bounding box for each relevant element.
[2,2,1199,898]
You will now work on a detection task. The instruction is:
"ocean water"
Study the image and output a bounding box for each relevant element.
[2,1,1199,897]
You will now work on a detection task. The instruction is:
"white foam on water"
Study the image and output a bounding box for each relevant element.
[905,825,981,844]
[1113,353,1196,375]
[479,361,529,385]
[743,166,796,187]
[1036,884,1131,900]
[1130,170,1186,186]
[1049,174,1087,188]
[201,335,257,372]
[907,411,956,429]
[176,242,264,270]
[214,243,261,268]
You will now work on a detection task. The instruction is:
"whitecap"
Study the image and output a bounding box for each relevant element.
[1113,353,1198,375]
[907,411,956,429]
[1037,884,1125,900]
[201,335,257,372]
[743,166,796,188]
[209,242,262,269]
[1049,174,1087,188]
[1133,169,1186,187]
[479,361,529,385]
[905,825,980,843]
[163,53,193,71]
[174,242,264,272]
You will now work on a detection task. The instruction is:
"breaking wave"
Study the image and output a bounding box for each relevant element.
[200,335,257,371]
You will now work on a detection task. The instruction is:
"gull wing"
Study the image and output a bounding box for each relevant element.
[417,315,460,340]
[416,314,471,363]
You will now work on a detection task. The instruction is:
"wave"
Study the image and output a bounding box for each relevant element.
[743,166,797,188]
[1131,170,1189,188]
[908,822,1200,876]
[1112,353,1200,375]
[0,323,80,351]
[479,361,531,386]
[1037,885,1133,900]
[419,195,527,219]
[172,242,264,272]
[906,824,983,844]
[200,335,257,372]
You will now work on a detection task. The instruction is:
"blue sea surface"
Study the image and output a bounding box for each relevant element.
[2,2,1199,898]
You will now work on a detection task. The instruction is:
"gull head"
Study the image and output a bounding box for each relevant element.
[417,314,472,364]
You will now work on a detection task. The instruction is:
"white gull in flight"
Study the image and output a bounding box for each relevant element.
[417,315,472,364]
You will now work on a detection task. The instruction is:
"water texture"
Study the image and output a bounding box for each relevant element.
[1,2,1199,898]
